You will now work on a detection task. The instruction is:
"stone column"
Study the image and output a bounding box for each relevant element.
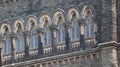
[78,19,86,50]
[63,23,71,52]
[0,35,4,67]
[93,17,98,48]
[99,41,118,67]
[37,28,44,57]
[23,31,31,60]
[49,25,58,54]
[10,33,17,63]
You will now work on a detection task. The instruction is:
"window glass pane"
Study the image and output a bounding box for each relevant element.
[62,28,65,42]
[71,28,75,39]
[57,30,61,42]
[76,27,80,39]
[90,23,94,36]
[85,25,89,37]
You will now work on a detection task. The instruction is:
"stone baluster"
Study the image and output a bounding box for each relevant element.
[37,28,44,57]
[10,32,17,63]
[78,19,86,50]
[49,25,58,54]
[63,23,72,52]
[23,31,31,60]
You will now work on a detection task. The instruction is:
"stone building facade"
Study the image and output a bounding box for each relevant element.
[0,0,119,67]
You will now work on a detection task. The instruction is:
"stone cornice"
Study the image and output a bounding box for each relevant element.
[98,41,118,49]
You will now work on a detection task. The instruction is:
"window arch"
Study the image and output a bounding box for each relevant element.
[56,14,65,43]
[1,24,11,55]
[14,20,24,52]
[42,17,52,46]
[69,9,80,41]
[82,6,94,37]
[29,19,38,50]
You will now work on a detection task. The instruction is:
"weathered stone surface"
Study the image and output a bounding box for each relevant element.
[0,0,119,67]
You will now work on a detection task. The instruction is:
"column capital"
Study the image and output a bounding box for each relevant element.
[37,28,45,34]
[9,32,17,39]
[23,31,31,37]
[49,25,58,31]
[63,23,72,29]
[77,19,86,26]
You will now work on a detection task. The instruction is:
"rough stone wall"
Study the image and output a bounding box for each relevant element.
[116,0,120,66]
[117,0,120,42]
[0,0,118,43]
[0,0,119,67]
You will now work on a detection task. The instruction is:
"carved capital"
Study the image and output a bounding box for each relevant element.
[63,23,72,29]
[77,19,86,26]
[9,32,17,39]
[23,31,31,37]
[49,25,58,32]
[37,28,45,34]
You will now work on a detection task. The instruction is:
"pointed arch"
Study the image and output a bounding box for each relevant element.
[68,7,80,22]
[0,22,11,35]
[0,22,11,55]
[81,5,95,37]
[14,19,24,33]
[39,13,51,28]
[40,13,52,46]
[81,4,96,19]
[14,19,25,52]
[52,9,66,25]
[26,15,38,31]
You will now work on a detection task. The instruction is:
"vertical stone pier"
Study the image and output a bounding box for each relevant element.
[99,41,118,67]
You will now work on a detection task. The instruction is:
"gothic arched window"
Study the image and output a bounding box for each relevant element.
[2,25,11,55]
[29,20,38,49]
[85,10,94,37]
[57,15,65,43]
[70,11,80,40]
[43,18,52,46]
[16,22,24,52]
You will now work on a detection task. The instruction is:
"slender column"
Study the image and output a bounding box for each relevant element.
[23,31,31,60]
[0,35,4,67]
[37,28,44,57]
[10,33,17,63]
[49,25,58,54]
[63,23,72,52]
[78,19,86,50]
[93,18,98,47]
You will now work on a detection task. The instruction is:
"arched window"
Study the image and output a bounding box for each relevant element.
[2,26,11,55]
[16,23,24,52]
[29,20,38,49]
[85,10,94,37]
[57,15,65,43]
[70,11,80,40]
[43,18,52,46]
